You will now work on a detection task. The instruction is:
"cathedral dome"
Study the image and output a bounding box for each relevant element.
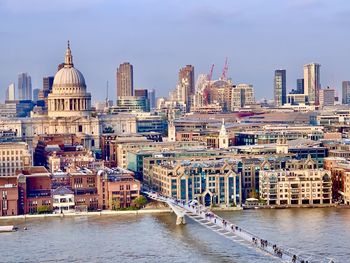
[52,41,87,94]
[48,41,91,118]
[53,67,86,89]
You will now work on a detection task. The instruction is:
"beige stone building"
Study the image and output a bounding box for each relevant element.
[259,169,332,205]
[0,142,31,176]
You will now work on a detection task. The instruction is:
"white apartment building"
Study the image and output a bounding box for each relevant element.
[52,186,75,213]
[259,169,332,205]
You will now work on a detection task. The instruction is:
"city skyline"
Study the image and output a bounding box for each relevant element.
[1,1,350,262]
[1,0,350,102]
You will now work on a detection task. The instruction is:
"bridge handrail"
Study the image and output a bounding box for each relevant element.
[144,191,335,263]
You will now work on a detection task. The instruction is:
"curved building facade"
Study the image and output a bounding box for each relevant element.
[48,42,91,117]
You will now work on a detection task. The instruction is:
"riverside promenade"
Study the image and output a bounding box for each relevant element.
[0,208,172,221]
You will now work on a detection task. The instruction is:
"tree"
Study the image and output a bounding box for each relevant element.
[111,198,121,210]
[132,196,147,208]
[37,206,52,214]
[249,189,258,199]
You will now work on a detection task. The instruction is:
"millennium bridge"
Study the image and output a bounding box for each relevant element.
[144,191,335,263]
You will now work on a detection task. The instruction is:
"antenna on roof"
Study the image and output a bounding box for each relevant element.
[105,81,109,107]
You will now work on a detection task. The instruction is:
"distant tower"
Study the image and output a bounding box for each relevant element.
[342,81,350,105]
[296,78,304,94]
[6,83,15,101]
[168,107,176,142]
[218,119,229,149]
[304,63,321,105]
[33,88,40,102]
[178,65,195,112]
[276,134,288,154]
[18,73,32,100]
[116,62,134,97]
[148,89,156,109]
[274,69,286,106]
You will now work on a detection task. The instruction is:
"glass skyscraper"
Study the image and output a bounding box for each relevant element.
[274,69,286,106]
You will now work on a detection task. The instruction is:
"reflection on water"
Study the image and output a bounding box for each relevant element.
[0,208,348,263]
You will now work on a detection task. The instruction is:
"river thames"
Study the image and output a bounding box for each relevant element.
[0,208,348,263]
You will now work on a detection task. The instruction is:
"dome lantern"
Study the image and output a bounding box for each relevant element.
[65,40,73,68]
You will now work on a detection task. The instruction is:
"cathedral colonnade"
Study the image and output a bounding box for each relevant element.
[48,98,91,112]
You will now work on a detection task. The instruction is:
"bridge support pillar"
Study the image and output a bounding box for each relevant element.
[176,215,186,225]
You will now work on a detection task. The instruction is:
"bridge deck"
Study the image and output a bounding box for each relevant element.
[145,192,334,263]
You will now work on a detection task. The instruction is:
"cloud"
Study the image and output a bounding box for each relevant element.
[187,5,241,26]
[0,0,106,13]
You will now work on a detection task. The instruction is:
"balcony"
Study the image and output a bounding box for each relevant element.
[27,190,51,198]
[74,188,98,195]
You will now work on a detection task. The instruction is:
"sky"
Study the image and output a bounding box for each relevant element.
[0,0,350,102]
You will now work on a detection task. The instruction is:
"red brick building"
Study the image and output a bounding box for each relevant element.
[97,168,140,209]
[17,167,52,214]
[0,177,19,216]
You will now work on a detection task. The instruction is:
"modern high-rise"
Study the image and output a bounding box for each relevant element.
[43,76,54,96]
[134,89,148,98]
[33,88,40,102]
[18,73,32,100]
[274,69,286,106]
[6,83,15,101]
[319,87,335,107]
[342,81,350,104]
[42,76,54,107]
[116,62,133,97]
[148,89,156,109]
[177,65,195,112]
[296,78,304,94]
[303,63,321,105]
[231,84,255,109]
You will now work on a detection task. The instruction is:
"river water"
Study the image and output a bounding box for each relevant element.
[0,208,348,263]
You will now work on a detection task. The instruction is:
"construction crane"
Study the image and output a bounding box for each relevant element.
[221,57,229,81]
[203,64,214,105]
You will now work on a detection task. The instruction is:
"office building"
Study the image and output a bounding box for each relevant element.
[134,89,148,98]
[148,89,156,109]
[303,63,321,105]
[33,88,40,102]
[342,81,350,104]
[274,69,286,106]
[149,159,242,207]
[43,76,54,98]
[171,65,195,112]
[231,84,255,109]
[18,73,32,100]
[296,79,304,94]
[6,83,15,101]
[112,96,150,113]
[116,62,134,97]
[319,87,335,107]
